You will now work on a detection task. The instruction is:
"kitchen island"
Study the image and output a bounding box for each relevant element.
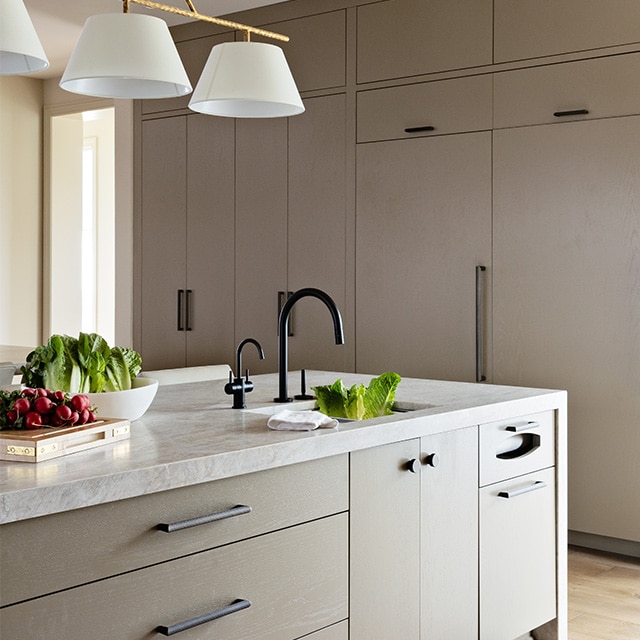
[0,371,567,640]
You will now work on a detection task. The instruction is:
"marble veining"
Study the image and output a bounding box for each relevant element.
[0,371,566,524]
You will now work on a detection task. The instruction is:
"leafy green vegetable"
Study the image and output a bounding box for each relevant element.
[21,333,143,393]
[313,372,401,420]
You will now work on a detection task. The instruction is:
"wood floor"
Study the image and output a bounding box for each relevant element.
[568,546,640,639]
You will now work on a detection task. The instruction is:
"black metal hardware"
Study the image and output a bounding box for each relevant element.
[475,265,487,382]
[404,125,435,133]
[185,289,193,331]
[553,109,589,118]
[498,480,547,499]
[177,289,184,331]
[423,453,440,468]
[157,504,252,533]
[404,458,420,473]
[506,420,541,433]
[278,291,294,336]
[294,368,315,400]
[496,433,541,460]
[156,598,251,635]
[225,338,265,409]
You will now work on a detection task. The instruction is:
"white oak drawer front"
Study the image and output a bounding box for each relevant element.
[480,467,557,640]
[1,513,349,640]
[479,411,555,486]
[357,75,492,143]
[494,53,640,129]
[0,454,348,606]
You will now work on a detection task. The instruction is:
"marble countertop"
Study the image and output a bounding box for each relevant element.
[0,371,566,525]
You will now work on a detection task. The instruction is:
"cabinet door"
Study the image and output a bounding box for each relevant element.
[350,440,421,640]
[185,114,235,367]
[139,117,187,369]
[288,94,350,372]
[235,118,288,375]
[493,117,640,542]
[421,427,478,638]
[356,132,492,380]
[494,0,640,63]
[357,0,492,84]
[480,468,556,640]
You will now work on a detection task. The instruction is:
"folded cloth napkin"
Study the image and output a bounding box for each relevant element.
[267,409,339,431]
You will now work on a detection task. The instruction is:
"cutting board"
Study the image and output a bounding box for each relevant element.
[0,418,130,463]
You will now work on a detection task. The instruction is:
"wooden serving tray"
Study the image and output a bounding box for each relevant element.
[0,418,130,463]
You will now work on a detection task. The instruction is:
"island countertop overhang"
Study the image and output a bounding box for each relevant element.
[0,371,566,524]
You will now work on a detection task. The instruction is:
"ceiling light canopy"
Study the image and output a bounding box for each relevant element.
[0,0,49,75]
[62,0,304,118]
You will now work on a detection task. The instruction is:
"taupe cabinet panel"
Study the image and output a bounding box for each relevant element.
[494,0,640,63]
[357,0,492,83]
[139,115,235,370]
[356,132,491,380]
[493,116,640,542]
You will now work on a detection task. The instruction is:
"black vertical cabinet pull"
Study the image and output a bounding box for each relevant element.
[185,289,193,331]
[177,289,185,331]
[475,266,487,382]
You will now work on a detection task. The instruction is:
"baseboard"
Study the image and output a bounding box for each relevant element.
[568,529,640,558]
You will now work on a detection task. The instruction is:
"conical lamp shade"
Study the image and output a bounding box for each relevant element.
[60,13,191,99]
[189,41,304,118]
[0,0,49,74]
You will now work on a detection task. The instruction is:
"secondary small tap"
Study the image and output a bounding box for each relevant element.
[274,288,344,403]
[225,338,265,409]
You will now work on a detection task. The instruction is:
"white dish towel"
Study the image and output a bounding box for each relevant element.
[267,409,339,431]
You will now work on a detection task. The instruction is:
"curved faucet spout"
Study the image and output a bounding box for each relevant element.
[274,287,344,403]
[236,337,265,379]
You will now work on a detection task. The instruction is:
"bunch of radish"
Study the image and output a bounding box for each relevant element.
[0,388,97,431]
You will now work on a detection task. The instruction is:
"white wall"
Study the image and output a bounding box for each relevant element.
[0,76,43,348]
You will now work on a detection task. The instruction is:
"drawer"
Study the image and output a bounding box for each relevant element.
[0,454,348,606]
[480,467,557,640]
[302,620,348,640]
[357,75,492,143]
[494,53,640,129]
[479,411,555,486]
[1,513,349,640]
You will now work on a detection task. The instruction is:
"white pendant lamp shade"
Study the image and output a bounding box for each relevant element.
[0,0,49,74]
[60,13,191,99]
[189,41,304,118]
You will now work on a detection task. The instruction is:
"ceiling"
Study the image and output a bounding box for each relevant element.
[23,0,284,79]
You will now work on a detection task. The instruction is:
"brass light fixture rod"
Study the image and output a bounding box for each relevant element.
[123,0,290,42]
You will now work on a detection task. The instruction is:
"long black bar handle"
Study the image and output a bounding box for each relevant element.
[177,289,184,331]
[553,109,589,118]
[475,266,487,382]
[277,291,294,336]
[185,289,193,331]
[404,125,435,133]
[157,599,251,636]
[157,504,252,533]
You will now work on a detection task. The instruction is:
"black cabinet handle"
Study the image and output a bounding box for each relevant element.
[404,458,420,473]
[553,109,589,118]
[157,504,252,533]
[423,452,440,468]
[506,420,541,433]
[475,265,487,382]
[177,289,185,331]
[404,125,435,133]
[185,289,193,331]
[157,599,251,636]
[498,480,547,499]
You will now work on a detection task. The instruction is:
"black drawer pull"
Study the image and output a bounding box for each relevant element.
[157,598,251,636]
[185,289,193,331]
[404,125,435,133]
[158,504,251,533]
[177,289,184,331]
[498,480,547,499]
[553,109,589,118]
[505,420,540,433]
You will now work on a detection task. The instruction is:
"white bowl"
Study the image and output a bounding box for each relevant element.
[85,377,159,422]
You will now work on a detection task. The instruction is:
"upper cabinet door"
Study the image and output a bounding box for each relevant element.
[494,0,640,63]
[357,0,492,84]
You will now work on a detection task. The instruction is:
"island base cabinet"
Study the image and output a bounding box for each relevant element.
[0,514,348,640]
[480,467,556,640]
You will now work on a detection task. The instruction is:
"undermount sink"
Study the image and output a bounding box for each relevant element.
[244,399,437,418]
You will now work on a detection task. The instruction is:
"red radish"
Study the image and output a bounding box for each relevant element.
[24,411,43,430]
[52,391,65,403]
[70,394,90,412]
[14,397,31,415]
[55,404,72,421]
[35,388,48,397]
[34,396,54,414]
[51,414,63,427]
[21,388,36,397]
[6,410,17,425]
[79,409,90,425]
[88,410,97,423]
[68,411,79,425]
